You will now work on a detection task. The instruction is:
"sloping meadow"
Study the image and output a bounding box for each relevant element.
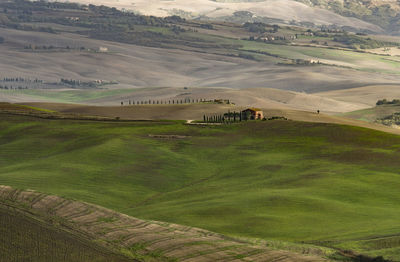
[1,114,400,260]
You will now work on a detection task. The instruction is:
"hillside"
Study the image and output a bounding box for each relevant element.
[0,0,400,107]
[2,0,400,261]
[11,101,400,135]
[296,0,400,34]
[0,185,329,262]
[10,86,369,114]
[64,0,400,34]
[1,112,400,260]
[0,205,129,262]
[341,104,400,123]
[61,0,383,33]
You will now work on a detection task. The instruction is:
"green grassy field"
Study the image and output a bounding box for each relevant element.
[1,114,400,260]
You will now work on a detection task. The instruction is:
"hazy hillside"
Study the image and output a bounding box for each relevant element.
[62,0,383,32]
[296,0,400,34]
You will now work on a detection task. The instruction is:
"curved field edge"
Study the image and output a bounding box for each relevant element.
[0,186,329,262]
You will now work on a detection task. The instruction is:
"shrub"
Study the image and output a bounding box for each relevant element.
[376,99,400,106]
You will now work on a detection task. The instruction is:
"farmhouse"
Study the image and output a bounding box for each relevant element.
[98,47,108,52]
[242,108,263,120]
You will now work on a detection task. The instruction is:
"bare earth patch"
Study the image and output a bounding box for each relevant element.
[0,185,327,261]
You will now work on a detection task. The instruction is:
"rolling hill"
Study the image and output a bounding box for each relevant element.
[2,0,400,261]
[1,0,400,110]
[61,0,384,33]
[296,0,400,34]
[0,185,329,262]
[1,110,400,260]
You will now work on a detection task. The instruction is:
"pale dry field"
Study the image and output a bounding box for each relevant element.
[18,85,364,114]
[315,85,400,107]
[1,28,396,92]
[2,25,400,117]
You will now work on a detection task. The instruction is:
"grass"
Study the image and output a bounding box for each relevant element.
[16,104,56,113]
[1,115,400,260]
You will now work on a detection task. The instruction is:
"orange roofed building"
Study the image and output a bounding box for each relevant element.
[242,108,264,120]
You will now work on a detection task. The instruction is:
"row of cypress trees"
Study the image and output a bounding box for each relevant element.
[203,111,251,123]
[121,98,208,106]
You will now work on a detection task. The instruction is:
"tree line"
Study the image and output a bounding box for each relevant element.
[0,85,28,90]
[120,98,233,106]
[204,111,251,123]
[376,99,400,106]
[121,98,208,106]
[1,77,43,83]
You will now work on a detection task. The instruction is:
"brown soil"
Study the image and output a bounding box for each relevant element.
[0,185,328,262]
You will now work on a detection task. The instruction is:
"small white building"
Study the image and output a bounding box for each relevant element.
[98,47,108,52]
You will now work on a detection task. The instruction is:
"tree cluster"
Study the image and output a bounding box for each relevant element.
[243,22,279,33]
[204,111,250,123]
[333,34,387,49]
[376,99,400,106]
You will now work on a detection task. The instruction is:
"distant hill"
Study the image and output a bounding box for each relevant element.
[60,0,384,33]
[295,0,400,34]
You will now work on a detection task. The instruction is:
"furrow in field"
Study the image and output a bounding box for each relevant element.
[0,185,328,261]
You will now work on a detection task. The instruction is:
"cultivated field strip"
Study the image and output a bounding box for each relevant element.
[0,186,327,261]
